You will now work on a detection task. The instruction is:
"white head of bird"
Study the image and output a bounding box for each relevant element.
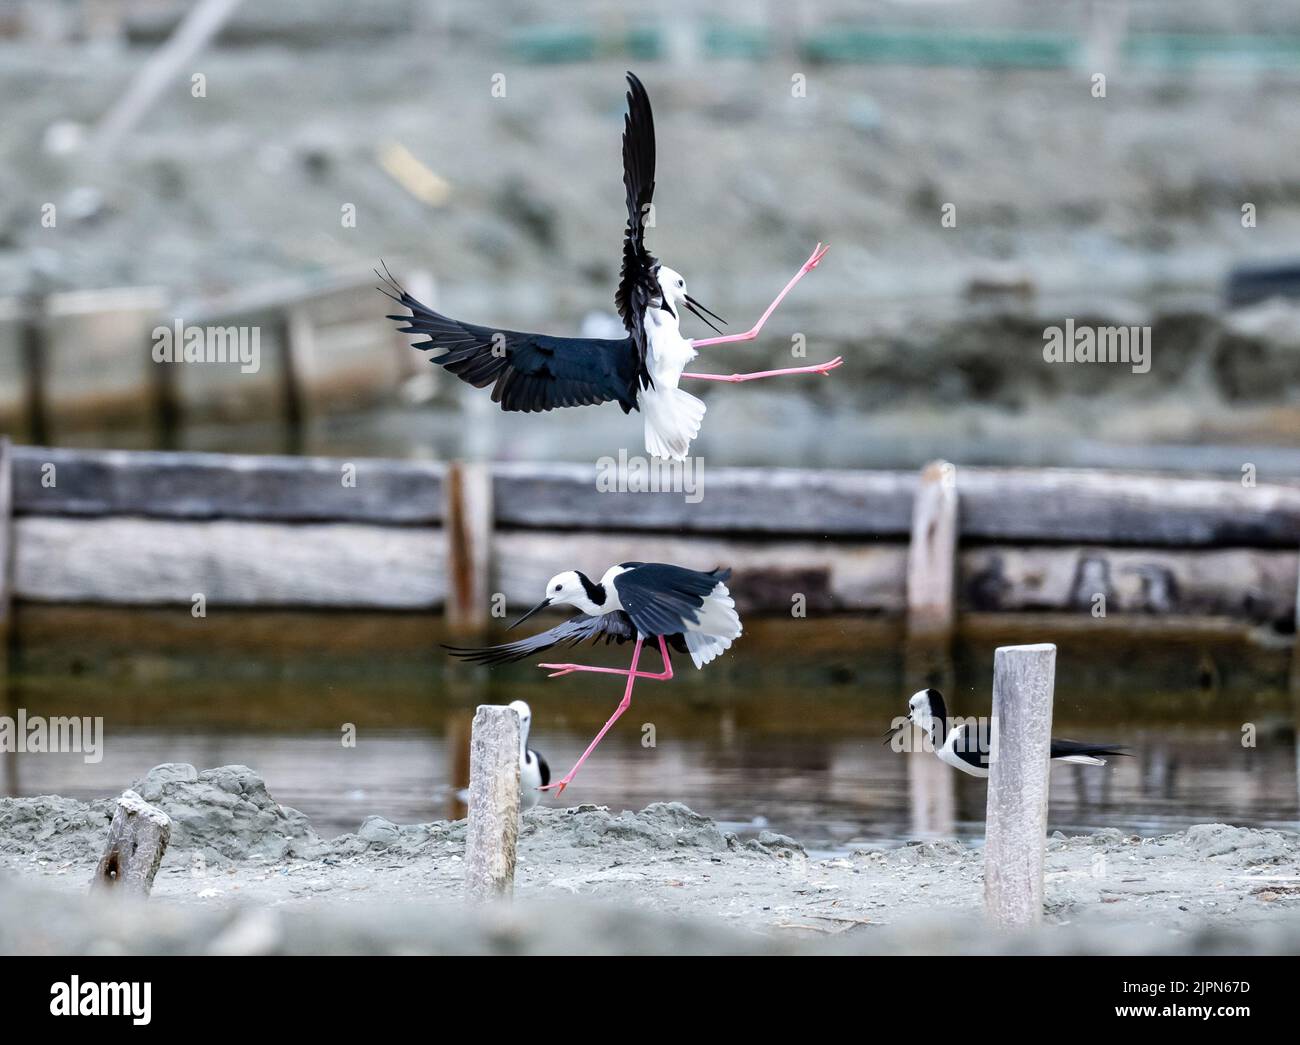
[908,688,943,737]
[508,699,532,744]
[656,265,726,333]
[510,569,609,629]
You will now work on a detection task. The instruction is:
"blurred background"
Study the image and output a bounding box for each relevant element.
[1,0,1298,850]
[2,0,1300,469]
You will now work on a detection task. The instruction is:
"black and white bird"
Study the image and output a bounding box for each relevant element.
[447,562,742,793]
[885,688,1126,779]
[508,700,549,810]
[379,72,839,462]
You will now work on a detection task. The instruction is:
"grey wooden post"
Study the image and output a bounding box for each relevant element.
[0,437,12,633]
[906,460,958,637]
[984,642,1056,929]
[90,790,172,897]
[464,704,521,901]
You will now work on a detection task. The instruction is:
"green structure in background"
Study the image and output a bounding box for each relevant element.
[509,24,1300,71]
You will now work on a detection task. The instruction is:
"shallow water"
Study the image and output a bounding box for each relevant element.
[3,607,1297,853]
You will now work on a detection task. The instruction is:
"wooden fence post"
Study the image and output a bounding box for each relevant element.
[907,460,958,637]
[464,705,521,901]
[444,460,493,635]
[0,437,12,635]
[984,642,1056,929]
[90,790,172,898]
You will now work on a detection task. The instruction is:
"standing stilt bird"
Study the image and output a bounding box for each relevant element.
[507,700,549,810]
[447,562,742,793]
[379,72,839,461]
[884,689,1126,778]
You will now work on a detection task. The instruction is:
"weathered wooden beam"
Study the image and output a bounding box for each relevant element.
[962,545,1297,624]
[8,447,1300,547]
[90,790,172,898]
[984,643,1056,929]
[11,446,443,523]
[907,460,958,636]
[494,530,908,614]
[444,461,493,635]
[0,438,11,631]
[13,516,444,608]
[8,511,1297,619]
[958,468,1300,547]
[493,461,917,536]
[464,705,521,902]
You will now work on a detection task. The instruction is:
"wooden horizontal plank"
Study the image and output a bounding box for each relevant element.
[8,513,1296,622]
[493,530,908,614]
[13,517,444,609]
[7,447,1300,547]
[497,463,1300,547]
[957,469,1300,548]
[961,545,1298,624]
[11,446,443,523]
[492,461,916,536]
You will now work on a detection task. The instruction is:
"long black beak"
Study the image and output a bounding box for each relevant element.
[509,597,552,631]
[683,294,726,334]
[882,722,905,747]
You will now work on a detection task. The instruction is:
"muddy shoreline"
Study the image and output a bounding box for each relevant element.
[2,764,1299,954]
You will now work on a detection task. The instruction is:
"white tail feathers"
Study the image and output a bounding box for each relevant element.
[684,583,743,669]
[642,384,706,461]
[1058,755,1107,766]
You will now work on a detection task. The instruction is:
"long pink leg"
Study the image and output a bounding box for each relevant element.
[683,357,843,383]
[690,243,829,348]
[539,634,674,680]
[540,638,645,794]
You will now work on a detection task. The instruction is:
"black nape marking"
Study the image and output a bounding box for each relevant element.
[575,571,606,606]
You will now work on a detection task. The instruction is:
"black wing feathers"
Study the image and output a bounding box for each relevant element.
[614,72,659,391]
[614,564,730,639]
[379,268,639,414]
[1051,739,1128,759]
[444,612,637,666]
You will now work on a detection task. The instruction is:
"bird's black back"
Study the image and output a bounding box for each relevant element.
[613,563,731,639]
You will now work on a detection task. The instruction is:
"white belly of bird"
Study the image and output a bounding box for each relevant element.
[520,750,543,810]
[640,311,706,461]
[937,727,990,778]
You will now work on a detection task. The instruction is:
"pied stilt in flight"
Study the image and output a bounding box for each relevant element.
[885,688,1126,778]
[379,72,840,461]
[507,700,549,810]
[448,562,742,793]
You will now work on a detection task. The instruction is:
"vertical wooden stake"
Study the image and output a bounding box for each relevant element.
[20,292,49,446]
[277,305,312,455]
[906,460,958,637]
[444,460,493,635]
[0,437,13,799]
[984,642,1056,929]
[464,704,521,902]
[91,790,172,898]
[1291,549,1300,697]
[0,436,12,635]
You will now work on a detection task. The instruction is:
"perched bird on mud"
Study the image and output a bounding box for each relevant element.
[448,562,742,793]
